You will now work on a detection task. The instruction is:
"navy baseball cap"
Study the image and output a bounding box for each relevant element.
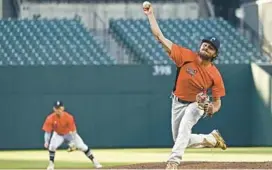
[201,36,220,52]
[53,100,64,108]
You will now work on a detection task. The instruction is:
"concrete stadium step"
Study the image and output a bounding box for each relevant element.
[91,29,135,64]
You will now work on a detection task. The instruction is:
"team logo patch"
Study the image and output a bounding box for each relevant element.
[186,67,197,76]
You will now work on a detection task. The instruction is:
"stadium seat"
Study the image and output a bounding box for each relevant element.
[0,18,116,66]
[109,17,271,64]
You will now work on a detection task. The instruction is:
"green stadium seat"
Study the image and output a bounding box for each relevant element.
[0,19,116,65]
[109,17,270,64]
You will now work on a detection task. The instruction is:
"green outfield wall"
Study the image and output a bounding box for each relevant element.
[0,64,269,149]
[251,63,272,146]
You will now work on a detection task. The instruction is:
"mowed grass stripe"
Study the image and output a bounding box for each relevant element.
[0,160,131,169]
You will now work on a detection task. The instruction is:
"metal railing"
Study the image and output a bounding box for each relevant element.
[91,11,107,48]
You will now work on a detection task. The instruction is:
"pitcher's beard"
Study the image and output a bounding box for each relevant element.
[198,51,211,61]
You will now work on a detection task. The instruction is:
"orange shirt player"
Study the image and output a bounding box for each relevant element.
[42,100,102,170]
[143,1,227,169]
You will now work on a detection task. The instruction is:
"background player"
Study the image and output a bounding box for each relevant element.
[42,101,102,170]
[143,1,227,169]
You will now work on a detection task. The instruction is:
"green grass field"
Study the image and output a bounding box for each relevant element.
[0,147,272,169]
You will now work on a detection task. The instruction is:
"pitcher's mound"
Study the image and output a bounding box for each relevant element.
[109,161,272,169]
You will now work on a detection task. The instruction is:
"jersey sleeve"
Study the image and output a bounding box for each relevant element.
[169,44,195,67]
[212,70,226,98]
[42,115,53,132]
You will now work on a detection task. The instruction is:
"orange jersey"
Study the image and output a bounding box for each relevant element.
[42,111,76,135]
[170,44,225,102]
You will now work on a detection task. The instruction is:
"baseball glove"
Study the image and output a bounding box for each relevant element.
[196,92,213,117]
[67,142,77,152]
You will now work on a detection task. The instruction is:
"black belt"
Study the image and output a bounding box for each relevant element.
[177,98,193,104]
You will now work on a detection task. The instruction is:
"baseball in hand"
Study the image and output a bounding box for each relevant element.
[143,1,152,15]
[143,1,151,9]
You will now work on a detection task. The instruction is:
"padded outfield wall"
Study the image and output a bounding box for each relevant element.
[0,64,269,149]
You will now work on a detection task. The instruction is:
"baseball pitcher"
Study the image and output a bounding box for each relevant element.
[42,101,102,170]
[143,1,227,169]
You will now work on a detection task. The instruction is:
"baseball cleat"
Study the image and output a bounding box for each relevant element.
[202,138,215,148]
[165,161,178,170]
[46,161,54,170]
[92,159,102,169]
[94,163,102,169]
[211,129,227,150]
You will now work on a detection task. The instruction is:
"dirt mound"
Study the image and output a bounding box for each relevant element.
[107,161,272,169]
